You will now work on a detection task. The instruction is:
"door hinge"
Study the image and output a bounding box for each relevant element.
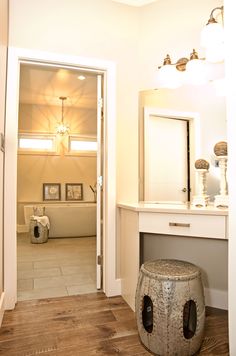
[98,98,103,109]
[98,175,103,188]
[0,133,5,153]
[97,255,103,265]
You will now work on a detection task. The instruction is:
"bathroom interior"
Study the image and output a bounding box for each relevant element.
[16,63,101,301]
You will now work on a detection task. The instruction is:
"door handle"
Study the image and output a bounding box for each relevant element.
[182,188,187,192]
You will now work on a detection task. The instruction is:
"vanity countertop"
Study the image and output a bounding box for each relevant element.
[117,201,228,216]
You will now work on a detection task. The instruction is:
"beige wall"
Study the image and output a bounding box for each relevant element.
[17,102,97,225]
[19,103,97,135]
[0,0,8,301]
[9,0,140,203]
[9,0,224,204]
[17,154,96,224]
[138,0,224,89]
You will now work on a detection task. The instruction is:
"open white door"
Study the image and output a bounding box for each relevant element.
[96,75,103,289]
[144,115,189,202]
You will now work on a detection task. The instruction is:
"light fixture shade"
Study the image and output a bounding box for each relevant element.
[185,59,208,86]
[206,43,224,63]
[201,22,224,48]
[157,65,182,89]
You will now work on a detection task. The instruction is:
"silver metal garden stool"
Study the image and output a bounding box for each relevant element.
[135,259,205,356]
[29,216,49,244]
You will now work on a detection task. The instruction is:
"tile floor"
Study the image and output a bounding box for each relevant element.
[17,233,98,301]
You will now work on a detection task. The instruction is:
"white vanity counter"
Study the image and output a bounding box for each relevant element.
[118,201,228,215]
[117,202,228,311]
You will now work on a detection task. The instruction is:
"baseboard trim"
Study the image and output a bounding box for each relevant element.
[17,224,29,233]
[0,292,5,326]
[205,287,228,310]
[105,278,121,298]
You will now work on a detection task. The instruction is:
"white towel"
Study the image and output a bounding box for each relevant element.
[31,215,50,229]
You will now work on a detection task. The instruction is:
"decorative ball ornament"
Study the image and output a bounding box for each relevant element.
[194,159,210,170]
[214,141,227,156]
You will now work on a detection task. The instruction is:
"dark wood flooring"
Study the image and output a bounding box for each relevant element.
[0,293,229,355]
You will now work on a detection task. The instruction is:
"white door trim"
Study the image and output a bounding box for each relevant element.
[142,107,201,201]
[96,74,102,290]
[4,47,121,309]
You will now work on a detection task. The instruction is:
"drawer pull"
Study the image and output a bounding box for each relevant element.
[169,222,190,228]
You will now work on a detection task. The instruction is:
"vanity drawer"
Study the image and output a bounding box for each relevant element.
[139,212,227,239]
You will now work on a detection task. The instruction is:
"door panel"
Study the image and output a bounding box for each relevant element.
[144,115,188,202]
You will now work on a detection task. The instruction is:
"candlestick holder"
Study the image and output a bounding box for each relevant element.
[192,159,210,207]
[213,141,228,208]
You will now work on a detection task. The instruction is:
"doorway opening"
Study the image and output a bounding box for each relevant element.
[17,62,103,301]
[139,107,199,203]
[4,48,119,310]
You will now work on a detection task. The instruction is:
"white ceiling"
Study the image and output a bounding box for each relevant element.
[19,64,98,109]
[112,0,157,6]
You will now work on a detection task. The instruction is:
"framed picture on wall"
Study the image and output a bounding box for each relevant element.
[65,183,83,201]
[43,183,61,201]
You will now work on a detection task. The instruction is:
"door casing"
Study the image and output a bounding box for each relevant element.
[4,47,120,309]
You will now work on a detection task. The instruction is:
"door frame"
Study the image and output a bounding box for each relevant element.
[139,107,201,202]
[4,47,120,309]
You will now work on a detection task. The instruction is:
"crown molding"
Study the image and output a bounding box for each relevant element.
[112,0,156,7]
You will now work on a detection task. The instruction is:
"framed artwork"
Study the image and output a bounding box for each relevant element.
[43,183,61,201]
[65,183,83,201]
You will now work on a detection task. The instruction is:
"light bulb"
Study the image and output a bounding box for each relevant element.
[201,22,224,48]
[185,59,208,86]
[157,65,182,89]
[56,123,70,135]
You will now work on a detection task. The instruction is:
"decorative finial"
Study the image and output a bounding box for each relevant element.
[194,159,209,170]
[214,141,227,156]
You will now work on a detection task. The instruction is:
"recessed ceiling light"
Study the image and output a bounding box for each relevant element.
[78,75,86,81]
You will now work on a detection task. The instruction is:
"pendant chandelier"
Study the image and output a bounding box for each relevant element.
[56,96,70,135]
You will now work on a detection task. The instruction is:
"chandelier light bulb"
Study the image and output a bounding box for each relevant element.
[56,123,70,135]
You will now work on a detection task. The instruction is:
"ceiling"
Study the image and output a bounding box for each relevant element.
[112,0,156,6]
[19,63,98,109]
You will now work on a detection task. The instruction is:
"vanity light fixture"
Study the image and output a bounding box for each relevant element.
[201,6,224,63]
[156,6,224,88]
[201,6,224,48]
[157,49,207,88]
[56,96,70,136]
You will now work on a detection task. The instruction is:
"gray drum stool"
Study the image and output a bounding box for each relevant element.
[135,259,205,356]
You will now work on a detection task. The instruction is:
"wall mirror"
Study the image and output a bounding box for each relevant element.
[139,83,226,203]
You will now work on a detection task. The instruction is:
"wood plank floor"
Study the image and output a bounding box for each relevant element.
[0,293,229,355]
